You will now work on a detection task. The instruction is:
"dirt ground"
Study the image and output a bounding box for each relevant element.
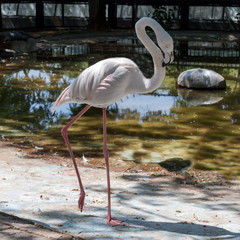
[1,141,240,239]
[0,211,82,240]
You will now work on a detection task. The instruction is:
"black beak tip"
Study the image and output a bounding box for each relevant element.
[162,57,171,67]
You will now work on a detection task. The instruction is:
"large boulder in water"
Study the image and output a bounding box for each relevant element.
[178,68,226,89]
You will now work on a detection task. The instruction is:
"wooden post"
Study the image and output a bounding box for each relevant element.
[61,1,65,27]
[36,0,44,28]
[88,0,106,30]
[132,3,137,28]
[0,2,2,31]
[108,1,117,28]
[180,4,189,30]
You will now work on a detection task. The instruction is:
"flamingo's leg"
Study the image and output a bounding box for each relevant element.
[102,108,123,226]
[61,104,91,212]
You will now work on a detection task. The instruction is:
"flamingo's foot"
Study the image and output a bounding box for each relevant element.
[107,217,123,227]
[78,191,85,212]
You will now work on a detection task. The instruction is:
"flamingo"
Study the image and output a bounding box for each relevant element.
[52,17,174,226]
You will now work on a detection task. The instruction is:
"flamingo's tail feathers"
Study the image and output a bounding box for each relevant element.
[51,86,70,114]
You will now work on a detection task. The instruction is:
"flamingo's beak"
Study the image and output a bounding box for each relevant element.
[162,51,174,67]
[170,51,174,62]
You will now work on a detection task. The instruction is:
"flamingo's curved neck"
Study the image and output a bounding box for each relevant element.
[135,19,166,93]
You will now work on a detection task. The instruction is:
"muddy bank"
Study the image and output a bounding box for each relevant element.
[0,139,227,185]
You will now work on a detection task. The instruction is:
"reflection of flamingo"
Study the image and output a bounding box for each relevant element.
[52,17,174,226]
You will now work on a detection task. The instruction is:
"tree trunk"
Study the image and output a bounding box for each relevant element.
[88,0,106,31]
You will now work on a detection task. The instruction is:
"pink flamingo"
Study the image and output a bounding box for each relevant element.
[52,17,174,226]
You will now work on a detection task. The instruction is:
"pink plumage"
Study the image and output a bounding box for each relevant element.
[52,17,173,226]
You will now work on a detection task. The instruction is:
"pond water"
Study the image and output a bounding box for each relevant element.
[0,38,240,179]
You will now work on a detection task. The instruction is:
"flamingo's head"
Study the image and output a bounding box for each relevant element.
[135,17,174,67]
[157,34,174,67]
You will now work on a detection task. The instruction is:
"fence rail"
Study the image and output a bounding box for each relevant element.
[37,39,240,68]
[1,0,240,31]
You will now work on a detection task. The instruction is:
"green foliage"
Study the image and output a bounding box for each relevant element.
[152,5,180,29]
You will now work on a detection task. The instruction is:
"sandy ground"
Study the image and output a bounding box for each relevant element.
[0,141,240,240]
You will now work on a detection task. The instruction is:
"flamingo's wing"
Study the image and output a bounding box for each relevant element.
[68,60,122,100]
[51,86,71,113]
[52,58,136,110]
[91,65,131,107]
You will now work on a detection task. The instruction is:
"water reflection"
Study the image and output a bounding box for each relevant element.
[115,93,175,117]
[178,88,224,106]
[0,41,240,179]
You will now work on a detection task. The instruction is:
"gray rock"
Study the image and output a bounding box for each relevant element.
[178,68,226,89]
